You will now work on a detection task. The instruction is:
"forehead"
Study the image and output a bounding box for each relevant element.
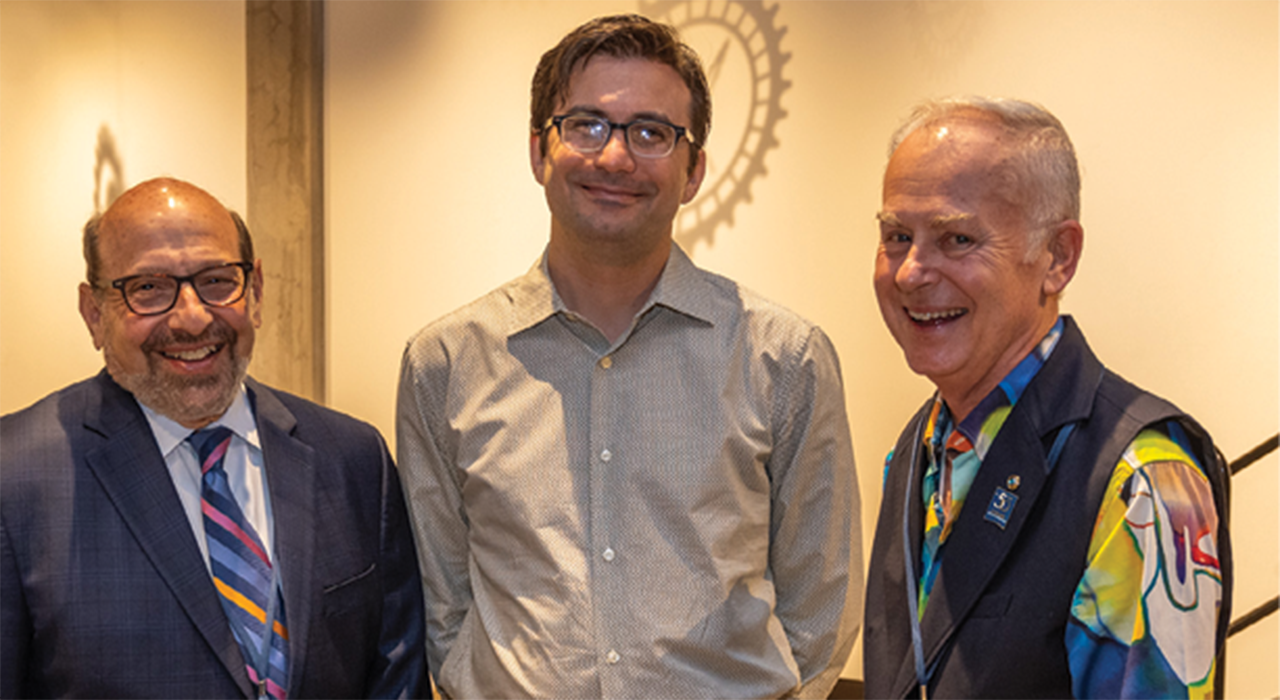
[882,118,1022,220]
[97,186,239,275]
[561,55,691,117]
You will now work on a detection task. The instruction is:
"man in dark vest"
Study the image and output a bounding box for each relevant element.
[864,97,1231,699]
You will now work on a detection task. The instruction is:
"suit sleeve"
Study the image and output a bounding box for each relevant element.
[1,515,30,699]
[396,339,473,690]
[768,326,863,699]
[364,431,429,699]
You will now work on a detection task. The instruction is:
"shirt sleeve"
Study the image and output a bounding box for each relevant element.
[768,326,863,699]
[1066,424,1224,698]
[395,337,473,690]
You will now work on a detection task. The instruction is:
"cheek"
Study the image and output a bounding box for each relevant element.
[873,256,897,292]
[103,317,156,366]
[224,309,259,345]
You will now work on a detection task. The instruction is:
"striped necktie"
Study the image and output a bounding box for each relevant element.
[190,427,290,699]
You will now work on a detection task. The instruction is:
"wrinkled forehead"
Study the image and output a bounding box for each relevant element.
[888,117,1024,203]
[97,181,239,267]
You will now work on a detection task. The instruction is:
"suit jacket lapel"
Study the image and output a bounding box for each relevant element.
[914,318,1103,680]
[247,379,316,697]
[81,372,253,696]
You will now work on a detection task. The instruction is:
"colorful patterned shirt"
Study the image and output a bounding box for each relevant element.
[902,317,1223,698]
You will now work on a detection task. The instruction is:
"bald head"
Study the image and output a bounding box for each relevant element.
[85,178,253,287]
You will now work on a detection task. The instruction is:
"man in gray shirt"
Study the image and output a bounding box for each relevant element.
[396,14,861,698]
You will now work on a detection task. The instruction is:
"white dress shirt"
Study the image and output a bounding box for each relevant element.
[138,385,274,568]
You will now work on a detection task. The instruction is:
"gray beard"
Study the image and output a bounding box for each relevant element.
[110,347,252,426]
[104,316,253,426]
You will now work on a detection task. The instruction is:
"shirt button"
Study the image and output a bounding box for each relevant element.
[600,449,612,462]
[600,356,613,369]
[602,547,616,562]
[606,649,620,664]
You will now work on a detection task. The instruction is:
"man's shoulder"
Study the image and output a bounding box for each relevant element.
[1094,365,1183,420]
[1040,320,1221,487]
[686,264,825,343]
[248,378,383,445]
[403,275,533,363]
[1,373,112,441]
[1,374,120,494]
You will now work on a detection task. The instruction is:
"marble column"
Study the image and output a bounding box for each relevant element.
[245,0,324,402]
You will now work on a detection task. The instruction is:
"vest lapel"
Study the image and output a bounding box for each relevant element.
[915,317,1103,682]
[916,406,1051,668]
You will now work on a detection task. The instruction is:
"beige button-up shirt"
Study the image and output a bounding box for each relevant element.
[397,244,862,699]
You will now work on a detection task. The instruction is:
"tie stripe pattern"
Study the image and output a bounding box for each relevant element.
[190,427,289,698]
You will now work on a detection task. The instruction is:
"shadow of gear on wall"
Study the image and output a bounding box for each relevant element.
[640,0,791,253]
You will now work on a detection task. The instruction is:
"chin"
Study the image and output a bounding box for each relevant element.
[902,351,957,383]
[108,351,250,426]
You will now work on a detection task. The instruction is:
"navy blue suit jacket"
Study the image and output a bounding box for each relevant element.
[1,371,427,698]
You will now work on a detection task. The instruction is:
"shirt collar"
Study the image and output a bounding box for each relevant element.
[505,241,719,336]
[138,384,260,458]
[644,242,720,324]
[927,316,1066,447]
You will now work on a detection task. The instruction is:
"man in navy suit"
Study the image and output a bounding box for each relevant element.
[1,177,426,698]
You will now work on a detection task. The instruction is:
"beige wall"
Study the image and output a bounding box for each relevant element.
[326,1,1277,689]
[1,0,1274,691]
[0,0,246,412]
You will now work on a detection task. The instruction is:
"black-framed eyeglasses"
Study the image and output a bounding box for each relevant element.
[107,262,255,316]
[548,114,694,159]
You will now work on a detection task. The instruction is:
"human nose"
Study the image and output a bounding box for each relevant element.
[594,126,636,172]
[167,281,215,333]
[895,243,937,291]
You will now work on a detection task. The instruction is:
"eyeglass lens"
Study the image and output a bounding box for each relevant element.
[559,116,678,157]
[121,265,248,314]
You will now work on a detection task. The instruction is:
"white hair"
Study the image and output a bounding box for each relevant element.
[889,96,1081,252]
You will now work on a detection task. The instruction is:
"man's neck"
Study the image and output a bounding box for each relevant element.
[938,311,1061,423]
[545,234,671,344]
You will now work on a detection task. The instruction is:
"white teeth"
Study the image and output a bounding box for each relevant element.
[908,309,966,322]
[165,346,217,361]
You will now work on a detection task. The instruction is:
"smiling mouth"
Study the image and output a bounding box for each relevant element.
[907,308,967,325]
[584,184,641,198]
[160,344,222,362]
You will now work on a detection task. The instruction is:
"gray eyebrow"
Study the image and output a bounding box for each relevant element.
[875,212,975,228]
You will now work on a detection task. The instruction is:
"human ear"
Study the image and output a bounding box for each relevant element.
[1043,220,1083,297]
[680,148,707,204]
[249,260,264,328]
[530,131,547,185]
[79,282,107,350]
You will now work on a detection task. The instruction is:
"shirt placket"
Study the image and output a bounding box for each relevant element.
[588,345,624,695]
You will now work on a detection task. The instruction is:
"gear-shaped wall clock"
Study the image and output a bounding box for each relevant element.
[639,0,791,252]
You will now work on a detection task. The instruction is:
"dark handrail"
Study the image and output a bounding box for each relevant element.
[1224,434,1278,644]
[1229,596,1279,637]
[1230,433,1278,475]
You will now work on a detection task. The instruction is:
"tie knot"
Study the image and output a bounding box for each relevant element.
[188,426,234,471]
